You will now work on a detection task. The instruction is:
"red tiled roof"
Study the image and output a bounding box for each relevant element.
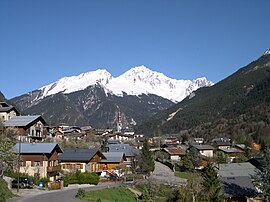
[165,147,186,155]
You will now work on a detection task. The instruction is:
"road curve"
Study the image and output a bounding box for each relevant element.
[8,182,121,202]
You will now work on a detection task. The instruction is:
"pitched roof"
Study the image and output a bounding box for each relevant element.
[58,149,105,162]
[217,162,256,177]
[101,152,126,163]
[191,144,215,150]
[163,147,186,155]
[108,144,139,157]
[14,143,62,154]
[221,176,257,197]
[0,106,14,113]
[3,115,46,127]
[219,147,244,154]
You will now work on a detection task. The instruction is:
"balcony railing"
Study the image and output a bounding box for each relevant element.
[47,165,61,172]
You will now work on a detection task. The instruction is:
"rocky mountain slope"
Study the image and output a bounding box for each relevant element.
[10,66,212,128]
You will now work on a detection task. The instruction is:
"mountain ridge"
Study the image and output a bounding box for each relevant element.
[38,65,213,103]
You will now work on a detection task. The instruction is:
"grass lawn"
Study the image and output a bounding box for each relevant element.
[77,187,136,202]
[174,171,200,179]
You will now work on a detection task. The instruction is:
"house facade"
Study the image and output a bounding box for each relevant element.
[100,152,127,170]
[162,147,186,161]
[4,115,47,142]
[58,149,106,173]
[13,143,63,181]
[107,144,139,168]
[191,144,215,158]
[0,102,20,121]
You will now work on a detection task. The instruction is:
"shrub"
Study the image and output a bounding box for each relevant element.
[63,171,99,187]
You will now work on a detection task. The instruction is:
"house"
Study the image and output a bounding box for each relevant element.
[190,144,215,158]
[220,176,260,202]
[218,147,244,163]
[107,144,139,168]
[162,147,186,161]
[0,102,20,121]
[100,152,127,170]
[4,115,47,142]
[13,143,63,181]
[160,137,179,147]
[108,133,131,143]
[212,138,231,149]
[58,149,106,173]
[217,163,260,202]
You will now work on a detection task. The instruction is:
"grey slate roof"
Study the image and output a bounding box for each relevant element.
[58,149,105,162]
[0,106,14,113]
[4,115,45,127]
[191,144,215,150]
[108,144,139,157]
[219,147,243,153]
[13,143,61,154]
[221,176,257,197]
[217,162,256,177]
[101,152,126,163]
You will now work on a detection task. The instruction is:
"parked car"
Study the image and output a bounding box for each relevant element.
[11,177,34,189]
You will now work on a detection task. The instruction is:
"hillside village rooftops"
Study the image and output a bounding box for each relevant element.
[3,115,46,127]
[13,143,62,154]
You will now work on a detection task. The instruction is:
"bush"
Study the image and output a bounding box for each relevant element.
[63,171,99,187]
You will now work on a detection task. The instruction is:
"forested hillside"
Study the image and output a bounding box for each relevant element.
[137,52,270,145]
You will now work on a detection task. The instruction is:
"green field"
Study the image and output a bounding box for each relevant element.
[77,187,136,202]
[174,171,199,179]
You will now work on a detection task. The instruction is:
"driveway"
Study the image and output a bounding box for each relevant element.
[149,161,187,186]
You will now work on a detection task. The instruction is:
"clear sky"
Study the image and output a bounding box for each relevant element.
[1,0,270,99]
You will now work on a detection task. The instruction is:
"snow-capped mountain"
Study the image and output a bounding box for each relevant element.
[11,65,213,128]
[40,65,213,102]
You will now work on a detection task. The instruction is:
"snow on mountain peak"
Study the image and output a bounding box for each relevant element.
[40,69,112,97]
[263,48,270,56]
[39,66,213,102]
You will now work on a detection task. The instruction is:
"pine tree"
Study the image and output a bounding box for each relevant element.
[201,164,222,202]
[253,150,270,201]
[139,139,155,175]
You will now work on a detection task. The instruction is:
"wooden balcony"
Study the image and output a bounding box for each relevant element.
[47,165,61,173]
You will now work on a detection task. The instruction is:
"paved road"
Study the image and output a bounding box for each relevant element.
[8,182,121,202]
[8,161,186,202]
[149,161,187,186]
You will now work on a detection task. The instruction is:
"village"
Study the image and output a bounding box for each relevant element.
[0,101,266,202]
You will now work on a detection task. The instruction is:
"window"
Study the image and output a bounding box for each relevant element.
[76,164,81,169]
[34,161,40,167]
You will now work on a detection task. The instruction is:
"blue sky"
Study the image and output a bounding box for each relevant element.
[1,0,270,99]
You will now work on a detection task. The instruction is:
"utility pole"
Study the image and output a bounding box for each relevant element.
[17,129,21,194]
